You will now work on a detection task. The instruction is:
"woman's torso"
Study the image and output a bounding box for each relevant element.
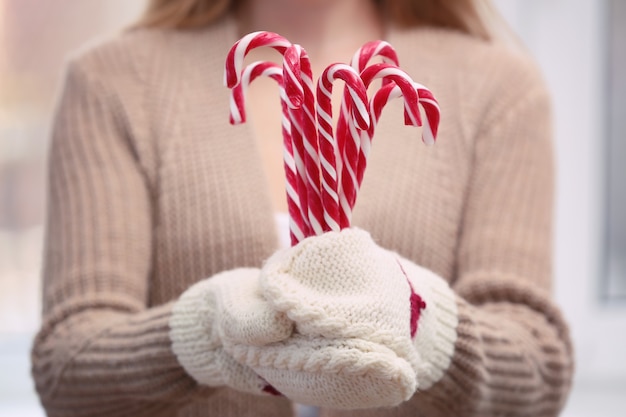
[74,16,533,415]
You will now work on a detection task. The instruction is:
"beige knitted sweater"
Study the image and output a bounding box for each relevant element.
[31,15,573,417]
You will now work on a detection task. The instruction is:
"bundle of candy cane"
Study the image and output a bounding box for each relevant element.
[225,32,440,246]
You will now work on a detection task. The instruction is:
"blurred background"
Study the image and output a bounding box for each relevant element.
[0,0,624,416]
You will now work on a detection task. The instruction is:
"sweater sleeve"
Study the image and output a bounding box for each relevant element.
[411,82,574,415]
[31,59,209,417]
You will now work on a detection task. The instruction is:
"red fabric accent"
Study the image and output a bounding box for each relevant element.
[262,383,283,397]
[408,285,426,338]
[396,259,427,338]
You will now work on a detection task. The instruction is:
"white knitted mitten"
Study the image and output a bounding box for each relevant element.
[169,268,292,396]
[223,229,459,409]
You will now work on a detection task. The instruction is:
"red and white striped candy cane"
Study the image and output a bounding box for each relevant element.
[368,81,440,146]
[336,41,401,228]
[350,40,400,77]
[228,61,307,245]
[316,63,369,232]
[283,45,326,236]
[224,31,292,88]
[348,80,439,212]
[360,63,421,127]
[228,62,287,125]
[357,63,422,193]
[225,33,439,241]
[338,62,422,219]
[225,32,317,243]
[412,83,440,145]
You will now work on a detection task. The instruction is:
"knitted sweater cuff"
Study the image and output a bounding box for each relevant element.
[398,257,459,390]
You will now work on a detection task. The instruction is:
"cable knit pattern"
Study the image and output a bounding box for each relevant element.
[222,228,458,409]
[229,229,420,408]
[32,15,573,417]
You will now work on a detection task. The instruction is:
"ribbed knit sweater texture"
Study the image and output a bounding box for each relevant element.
[31,15,574,417]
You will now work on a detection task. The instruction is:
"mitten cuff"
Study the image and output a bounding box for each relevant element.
[170,269,288,396]
[398,257,458,390]
[170,277,223,386]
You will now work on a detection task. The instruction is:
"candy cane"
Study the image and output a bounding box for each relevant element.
[350,40,400,76]
[336,41,401,228]
[356,63,422,193]
[353,80,440,199]
[339,39,400,156]
[224,32,325,241]
[228,61,307,245]
[337,63,422,222]
[224,31,292,88]
[367,81,440,144]
[359,63,421,127]
[412,85,440,145]
[225,33,440,241]
[228,62,286,125]
[283,45,326,235]
[316,63,369,232]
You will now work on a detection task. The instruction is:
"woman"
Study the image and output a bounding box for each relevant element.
[31,0,574,416]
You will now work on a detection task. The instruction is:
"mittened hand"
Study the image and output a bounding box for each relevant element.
[169,268,292,396]
[222,229,458,409]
